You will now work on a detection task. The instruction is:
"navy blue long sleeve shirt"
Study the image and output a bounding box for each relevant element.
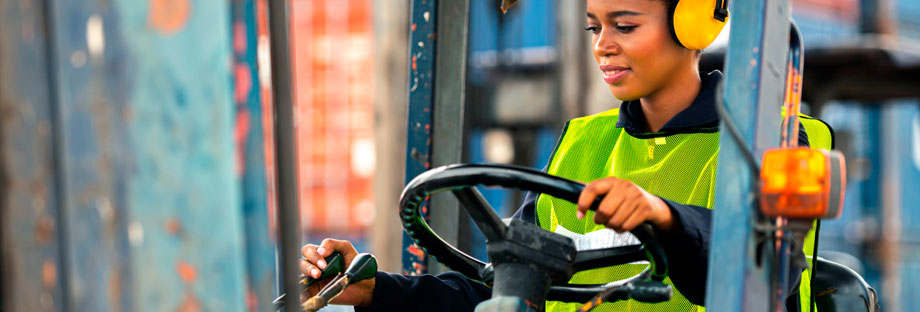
[356,71,812,311]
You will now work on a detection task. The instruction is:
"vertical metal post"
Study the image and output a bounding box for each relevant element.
[231,0,277,310]
[0,1,70,310]
[879,106,903,312]
[860,0,899,309]
[429,0,471,275]
[401,0,470,276]
[371,0,411,274]
[706,0,791,310]
[267,0,302,311]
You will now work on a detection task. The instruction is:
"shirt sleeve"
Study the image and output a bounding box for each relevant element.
[354,271,491,312]
[511,191,539,224]
[655,198,712,305]
[797,120,810,148]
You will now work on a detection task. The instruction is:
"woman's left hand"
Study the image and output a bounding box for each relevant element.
[576,177,675,233]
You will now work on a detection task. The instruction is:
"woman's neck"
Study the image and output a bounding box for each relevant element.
[638,67,702,132]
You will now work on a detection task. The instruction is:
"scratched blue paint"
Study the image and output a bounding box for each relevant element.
[402,0,438,276]
[230,0,277,310]
[37,0,248,310]
[704,0,772,309]
[44,1,137,311]
[110,0,248,310]
[0,1,68,311]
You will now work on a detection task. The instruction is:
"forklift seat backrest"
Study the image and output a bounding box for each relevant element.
[812,257,880,312]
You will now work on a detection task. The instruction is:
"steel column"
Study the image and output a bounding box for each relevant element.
[267,0,302,310]
[401,0,470,276]
[706,0,791,310]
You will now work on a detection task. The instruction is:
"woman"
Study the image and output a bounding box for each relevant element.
[299,0,828,311]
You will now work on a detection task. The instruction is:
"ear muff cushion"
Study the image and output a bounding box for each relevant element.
[673,0,729,50]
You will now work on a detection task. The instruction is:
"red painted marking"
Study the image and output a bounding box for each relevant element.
[176,260,198,284]
[234,22,247,54]
[411,24,417,31]
[407,244,426,258]
[177,292,202,312]
[412,262,427,275]
[148,0,191,35]
[246,288,258,311]
[235,64,253,103]
[42,259,56,288]
[165,218,182,235]
[412,56,418,71]
[234,110,251,175]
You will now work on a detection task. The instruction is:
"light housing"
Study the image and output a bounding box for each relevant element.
[760,147,846,219]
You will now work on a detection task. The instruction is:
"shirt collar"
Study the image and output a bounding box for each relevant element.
[615,70,722,134]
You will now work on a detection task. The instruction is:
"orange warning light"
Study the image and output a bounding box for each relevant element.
[760,147,846,219]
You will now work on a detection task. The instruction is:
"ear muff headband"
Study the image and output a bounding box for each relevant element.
[672,0,729,50]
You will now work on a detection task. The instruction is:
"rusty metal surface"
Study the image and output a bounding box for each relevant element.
[0,0,68,311]
[1,0,252,311]
[401,0,438,276]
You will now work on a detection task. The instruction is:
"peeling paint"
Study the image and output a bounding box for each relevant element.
[42,259,57,288]
[164,217,182,235]
[149,0,191,35]
[175,292,202,312]
[176,260,198,284]
[34,215,55,244]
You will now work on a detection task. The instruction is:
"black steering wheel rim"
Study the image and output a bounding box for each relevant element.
[398,164,669,302]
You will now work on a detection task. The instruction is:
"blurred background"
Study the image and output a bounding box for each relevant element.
[1,0,919,311]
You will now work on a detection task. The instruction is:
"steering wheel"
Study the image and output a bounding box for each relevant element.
[399,164,672,308]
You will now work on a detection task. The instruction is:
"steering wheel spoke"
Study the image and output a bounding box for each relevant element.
[451,187,507,241]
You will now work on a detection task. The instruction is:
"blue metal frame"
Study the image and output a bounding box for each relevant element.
[402,0,439,276]
[230,1,276,310]
[0,1,69,310]
[706,0,791,310]
[2,1,252,310]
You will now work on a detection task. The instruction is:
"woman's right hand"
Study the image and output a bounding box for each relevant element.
[300,238,376,307]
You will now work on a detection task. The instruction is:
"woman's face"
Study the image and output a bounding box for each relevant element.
[586,0,695,101]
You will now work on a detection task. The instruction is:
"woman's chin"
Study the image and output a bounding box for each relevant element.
[609,86,642,102]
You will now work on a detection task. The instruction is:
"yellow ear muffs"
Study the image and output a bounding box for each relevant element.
[672,0,729,50]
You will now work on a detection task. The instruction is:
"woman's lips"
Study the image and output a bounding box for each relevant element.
[600,65,630,84]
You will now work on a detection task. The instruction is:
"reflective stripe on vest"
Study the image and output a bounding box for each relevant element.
[536,108,833,312]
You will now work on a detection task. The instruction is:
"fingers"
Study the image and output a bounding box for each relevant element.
[618,206,649,233]
[603,195,639,231]
[301,244,326,272]
[299,257,321,279]
[579,178,664,233]
[319,238,359,264]
[593,187,626,225]
[577,178,617,219]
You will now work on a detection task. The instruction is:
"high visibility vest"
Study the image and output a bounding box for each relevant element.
[535,108,834,312]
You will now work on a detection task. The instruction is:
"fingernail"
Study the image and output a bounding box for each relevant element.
[577,211,584,219]
[317,247,326,255]
[318,259,327,269]
[311,268,320,278]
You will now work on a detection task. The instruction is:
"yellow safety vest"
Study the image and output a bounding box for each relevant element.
[536,108,833,311]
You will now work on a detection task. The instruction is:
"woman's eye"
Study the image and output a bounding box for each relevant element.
[615,25,637,33]
[584,26,600,34]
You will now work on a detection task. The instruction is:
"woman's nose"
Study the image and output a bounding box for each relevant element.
[594,31,620,57]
